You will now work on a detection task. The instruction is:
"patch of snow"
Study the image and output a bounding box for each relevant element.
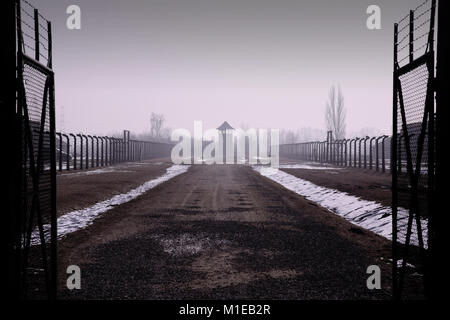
[389,259,416,269]
[61,168,133,177]
[253,166,427,248]
[279,164,342,170]
[252,156,271,160]
[31,165,190,245]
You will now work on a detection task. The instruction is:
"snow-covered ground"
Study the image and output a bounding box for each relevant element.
[31,165,190,245]
[60,167,133,176]
[279,164,342,170]
[59,162,168,176]
[253,166,427,248]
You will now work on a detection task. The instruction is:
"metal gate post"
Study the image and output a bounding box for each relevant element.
[392,22,399,299]
[358,138,363,168]
[94,136,99,167]
[363,136,369,169]
[344,140,347,166]
[77,134,83,170]
[349,139,355,167]
[381,135,388,173]
[62,133,70,170]
[57,132,62,171]
[84,135,89,169]
[104,137,109,166]
[49,35,58,302]
[70,134,77,170]
[88,135,94,168]
[369,137,376,169]
[100,137,104,166]
[112,138,116,164]
[376,136,383,172]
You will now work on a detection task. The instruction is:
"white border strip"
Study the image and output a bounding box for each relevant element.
[31,165,189,245]
[253,166,427,247]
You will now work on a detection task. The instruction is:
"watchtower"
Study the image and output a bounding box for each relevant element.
[217,121,234,164]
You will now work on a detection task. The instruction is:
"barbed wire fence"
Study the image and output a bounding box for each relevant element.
[15,0,57,299]
[13,0,176,300]
[7,0,445,301]
[279,131,392,173]
[392,0,436,300]
[280,0,439,300]
[55,130,173,172]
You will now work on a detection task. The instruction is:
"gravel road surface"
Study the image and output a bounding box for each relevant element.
[58,164,404,299]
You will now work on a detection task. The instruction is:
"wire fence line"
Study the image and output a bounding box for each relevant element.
[395,0,435,66]
[392,0,437,299]
[280,131,392,173]
[14,0,59,299]
[17,0,51,65]
[55,130,173,172]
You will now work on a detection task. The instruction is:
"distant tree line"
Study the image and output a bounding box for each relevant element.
[130,112,171,142]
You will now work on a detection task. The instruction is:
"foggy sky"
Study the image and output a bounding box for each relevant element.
[34,0,417,136]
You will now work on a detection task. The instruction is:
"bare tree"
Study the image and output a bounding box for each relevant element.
[150,112,165,138]
[325,85,346,140]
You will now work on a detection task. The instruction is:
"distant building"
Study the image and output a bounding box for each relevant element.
[217,121,234,132]
[217,121,234,164]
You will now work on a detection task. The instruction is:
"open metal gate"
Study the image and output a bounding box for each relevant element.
[392,0,436,299]
[15,0,57,299]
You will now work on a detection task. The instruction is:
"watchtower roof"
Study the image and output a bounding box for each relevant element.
[217,121,234,131]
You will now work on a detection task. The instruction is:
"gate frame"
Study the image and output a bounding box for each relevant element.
[392,0,437,299]
[15,0,57,299]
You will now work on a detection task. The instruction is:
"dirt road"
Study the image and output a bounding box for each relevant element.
[58,164,400,299]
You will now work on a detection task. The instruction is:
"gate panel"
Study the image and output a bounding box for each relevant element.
[16,0,57,299]
[392,0,436,299]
